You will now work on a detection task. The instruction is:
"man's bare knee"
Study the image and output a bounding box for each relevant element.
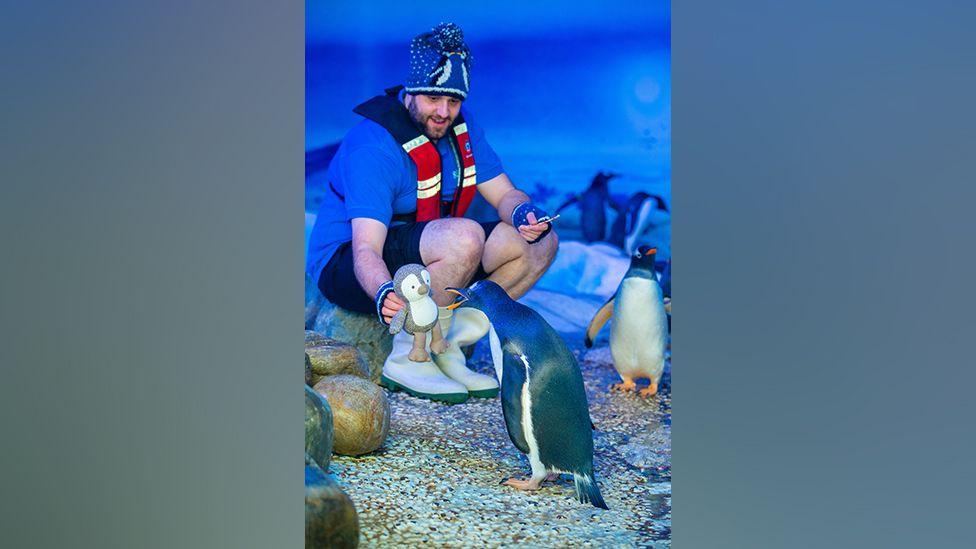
[530,231,559,273]
[421,218,485,268]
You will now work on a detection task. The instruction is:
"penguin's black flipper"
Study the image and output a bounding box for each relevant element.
[500,353,530,455]
[584,296,615,348]
[573,472,609,510]
[555,194,579,214]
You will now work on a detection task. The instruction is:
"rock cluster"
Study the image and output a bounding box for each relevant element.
[303,319,394,545]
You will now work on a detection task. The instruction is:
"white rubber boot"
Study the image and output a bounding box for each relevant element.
[381,329,469,404]
[432,307,499,398]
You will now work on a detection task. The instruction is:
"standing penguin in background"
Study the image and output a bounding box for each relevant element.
[446,281,609,509]
[585,245,668,397]
[555,171,621,243]
[607,192,670,255]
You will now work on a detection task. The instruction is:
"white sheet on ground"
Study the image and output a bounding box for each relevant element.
[533,240,630,299]
[518,240,634,335]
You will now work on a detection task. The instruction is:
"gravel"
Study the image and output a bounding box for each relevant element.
[331,336,672,547]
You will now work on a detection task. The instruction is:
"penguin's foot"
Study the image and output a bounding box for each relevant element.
[639,382,659,397]
[610,378,638,392]
[502,477,542,491]
[429,338,449,354]
[408,349,431,362]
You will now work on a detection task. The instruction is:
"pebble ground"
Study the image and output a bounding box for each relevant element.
[331,338,672,547]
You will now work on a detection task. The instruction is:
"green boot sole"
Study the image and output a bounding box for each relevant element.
[380,375,469,405]
[467,387,499,399]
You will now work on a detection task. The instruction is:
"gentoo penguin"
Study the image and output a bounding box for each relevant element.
[555,171,621,243]
[585,245,668,397]
[607,192,670,255]
[446,281,609,509]
[388,264,449,362]
[660,258,672,322]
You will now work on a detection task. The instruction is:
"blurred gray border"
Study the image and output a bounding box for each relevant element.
[1,2,303,547]
[674,1,976,547]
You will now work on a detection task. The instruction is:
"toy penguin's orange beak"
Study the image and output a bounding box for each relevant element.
[444,287,467,310]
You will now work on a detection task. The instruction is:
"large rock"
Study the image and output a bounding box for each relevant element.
[304,331,370,385]
[305,352,313,386]
[306,273,327,330]
[305,386,334,471]
[313,374,390,456]
[305,462,359,548]
[312,301,390,382]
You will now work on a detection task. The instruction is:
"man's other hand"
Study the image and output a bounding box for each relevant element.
[517,211,551,243]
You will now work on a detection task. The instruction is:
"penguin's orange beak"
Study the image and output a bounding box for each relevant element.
[444,287,468,310]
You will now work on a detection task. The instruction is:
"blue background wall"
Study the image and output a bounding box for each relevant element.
[307,1,670,234]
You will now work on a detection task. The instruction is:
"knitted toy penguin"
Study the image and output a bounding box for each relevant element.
[389,264,449,362]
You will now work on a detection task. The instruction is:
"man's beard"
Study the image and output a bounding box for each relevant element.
[406,100,451,140]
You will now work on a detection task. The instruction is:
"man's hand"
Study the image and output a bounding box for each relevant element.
[374,280,406,325]
[511,201,554,244]
[380,292,406,325]
[517,211,552,243]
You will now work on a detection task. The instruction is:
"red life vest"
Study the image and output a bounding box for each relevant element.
[353,87,477,221]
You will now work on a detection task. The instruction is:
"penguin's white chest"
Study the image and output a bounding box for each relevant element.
[610,278,667,379]
[409,298,438,327]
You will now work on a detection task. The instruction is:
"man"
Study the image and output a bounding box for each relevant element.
[306,23,558,403]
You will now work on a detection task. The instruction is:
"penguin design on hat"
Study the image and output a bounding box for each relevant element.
[404,22,472,100]
[585,245,668,397]
[446,281,609,509]
[389,264,449,362]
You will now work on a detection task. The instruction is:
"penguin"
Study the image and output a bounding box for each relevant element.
[607,192,670,255]
[445,281,609,509]
[389,264,449,362]
[555,171,622,243]
[660,257,672,323]
[584,245,668,397]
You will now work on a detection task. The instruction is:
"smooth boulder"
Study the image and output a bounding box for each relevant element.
[312,301,390,382]
[305,386,334,471]
[313,374,390,456]
[304,331,370,384]
[305,462,359,548]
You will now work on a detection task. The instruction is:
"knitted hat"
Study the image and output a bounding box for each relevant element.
[404,23,472,100]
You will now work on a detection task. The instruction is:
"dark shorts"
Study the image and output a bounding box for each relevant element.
[318,220,501,315]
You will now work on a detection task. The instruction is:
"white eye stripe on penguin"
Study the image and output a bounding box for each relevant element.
[401,273,420,296]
